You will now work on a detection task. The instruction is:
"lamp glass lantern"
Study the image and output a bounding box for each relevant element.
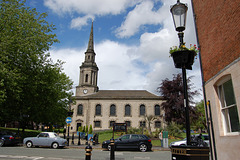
[170,0,188,32]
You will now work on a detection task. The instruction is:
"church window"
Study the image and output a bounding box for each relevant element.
[109,121,115,127]
[110,104,116,116]
[94,121,101,128]
[155,105,160,116]
[88,55,90,59]
[140,104,145,116]
[125,121,131,127]
[85,74,88,83]
[77,104,83,115]
[155,121,161,128]
[140,121,146,128]
[95,104,101,116]
[125,104,131,116]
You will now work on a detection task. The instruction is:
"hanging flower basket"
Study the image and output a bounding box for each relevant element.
[171,50,196,70]
[169,44,198,70]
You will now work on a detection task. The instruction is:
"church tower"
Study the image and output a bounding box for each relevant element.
[76,22,99,96]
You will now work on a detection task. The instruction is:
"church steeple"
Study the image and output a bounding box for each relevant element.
[76,22,99,96]
[87,21,94,52]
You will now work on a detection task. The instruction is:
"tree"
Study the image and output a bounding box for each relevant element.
[0,0,73,127]
[145,114,157,135]
[192,100,207,131]
[157,73,199,125]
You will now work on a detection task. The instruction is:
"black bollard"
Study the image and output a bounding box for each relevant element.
[78,132,81,145]
[110,138,115,160]
[71,133,74,145]
[85,144,92,160]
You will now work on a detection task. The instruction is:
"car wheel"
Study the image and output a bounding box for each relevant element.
[52,142,59,149]
[0,139,4,147]
[139,144,148,152]
[26,141,33,148]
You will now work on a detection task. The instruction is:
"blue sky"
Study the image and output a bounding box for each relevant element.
[25,0,202,102]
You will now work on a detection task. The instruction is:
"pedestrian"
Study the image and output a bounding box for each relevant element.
[159,130,163,147]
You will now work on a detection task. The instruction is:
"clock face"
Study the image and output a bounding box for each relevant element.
[83,89,88,94]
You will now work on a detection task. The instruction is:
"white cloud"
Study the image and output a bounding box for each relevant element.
[115,0,167,38]
[44,0,141,29]
[70,15,95,30]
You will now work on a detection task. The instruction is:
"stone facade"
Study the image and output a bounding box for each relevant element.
[70,22,165,134]
[192,0,240,159]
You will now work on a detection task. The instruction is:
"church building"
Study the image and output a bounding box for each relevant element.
[70,23,164,133]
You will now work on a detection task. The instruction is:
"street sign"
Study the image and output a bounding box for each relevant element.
[67,124,71,127]
[113,123,127,132]
[66,117,72,124]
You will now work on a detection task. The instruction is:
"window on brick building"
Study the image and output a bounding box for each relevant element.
[95,104,101,116]
[110,104,116,116]
[125,121,131,127]
[77,104,83,115]
[155,121,161,128]
[94,121,101,128]
[155,105,160,116]
[125,104,131,116]
[218,77,240,133]
[140,121,146,128]
[109,121,115,127]
[140,104,145,116]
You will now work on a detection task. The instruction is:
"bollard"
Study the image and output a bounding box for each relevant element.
[71,133,74,145]
[78,132,81,145]
[85,144,92,160]
[110,138,115,160]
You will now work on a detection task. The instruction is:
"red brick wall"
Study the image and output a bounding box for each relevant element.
[192,0,240,82]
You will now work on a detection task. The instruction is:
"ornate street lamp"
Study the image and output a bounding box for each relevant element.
[170,0,191,146]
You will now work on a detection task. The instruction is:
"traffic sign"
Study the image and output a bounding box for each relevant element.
[66,117,72,124]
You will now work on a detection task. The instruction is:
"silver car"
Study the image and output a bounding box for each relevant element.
[169,134,209,147]
[23,132,67,149]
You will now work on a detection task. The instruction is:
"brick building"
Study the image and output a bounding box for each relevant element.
[192,0,240,159]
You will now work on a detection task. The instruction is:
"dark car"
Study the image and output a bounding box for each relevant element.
[0,131,21,147]
[102,134,152,152]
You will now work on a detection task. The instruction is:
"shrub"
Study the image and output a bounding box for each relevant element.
[89,125,93,134]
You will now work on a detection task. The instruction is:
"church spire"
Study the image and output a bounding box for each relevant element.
[87,21,94,52]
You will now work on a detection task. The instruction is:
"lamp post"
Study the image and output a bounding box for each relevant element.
[67,99,73,146]
[170,0,191,146]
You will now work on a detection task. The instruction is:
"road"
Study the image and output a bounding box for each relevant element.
[0,146,171,160]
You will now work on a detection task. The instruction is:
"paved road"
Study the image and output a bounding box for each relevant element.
[0,146,171,160]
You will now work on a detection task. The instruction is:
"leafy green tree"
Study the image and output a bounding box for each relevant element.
[191,100,207,131]
[157,74,199,125]
[0,0,73,127]
[145,114,157,135]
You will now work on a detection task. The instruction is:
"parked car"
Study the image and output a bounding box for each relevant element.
[0,131,21,147]
[23,132,67,149]
[169,134,209,147]
[102,134,152,152]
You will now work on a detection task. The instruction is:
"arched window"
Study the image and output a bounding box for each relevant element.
[77,104,83,115]
[155,105,160,116]
[110,104,116,116]
[95,104,101,116]
[125,104,131,116]
[140,104,145,116]
[85,74,88,82]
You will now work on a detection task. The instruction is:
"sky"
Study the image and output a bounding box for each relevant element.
[25,0,203,102]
